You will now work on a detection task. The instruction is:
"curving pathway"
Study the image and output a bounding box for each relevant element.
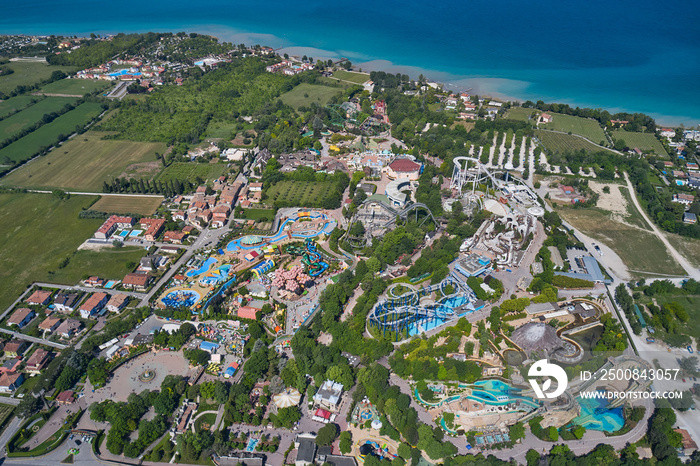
[623,172,700,280]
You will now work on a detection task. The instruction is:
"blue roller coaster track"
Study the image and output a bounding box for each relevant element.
[368,272,477,341]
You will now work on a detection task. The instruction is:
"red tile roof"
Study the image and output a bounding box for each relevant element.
[389,159,421,172]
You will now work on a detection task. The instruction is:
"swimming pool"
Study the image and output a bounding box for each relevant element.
[187,257,217,277]
[108,69,143,77]
[161,290,201,308]
[572,392,624,432]
[130,230,142,237]
[226,212,332,252]
[119,230,129,237]
[245,438,259,452]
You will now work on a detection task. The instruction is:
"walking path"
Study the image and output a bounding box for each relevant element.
[623,172,700,280]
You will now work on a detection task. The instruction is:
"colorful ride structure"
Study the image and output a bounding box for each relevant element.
[252,258,275,280]
[303,239,329,277]
[368,273,478,340]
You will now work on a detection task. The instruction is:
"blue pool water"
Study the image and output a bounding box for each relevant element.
[572,393,624,432]
[129,229,142,237]
[187,257,217,277]
[161,289,201,308]
[199,264,232,285]
[245,438,259,452]
[108,69,142,77]
[119,230,129,237]
[226,212,330,252]
[104,280,116,288]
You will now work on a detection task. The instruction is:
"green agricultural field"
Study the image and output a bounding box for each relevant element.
[557,207,685,277]
[318,76,353,88]
[0,102,104,164]
[504,107,538,123]
[91,195,164,215]
[0,61,76,96]
[38,79,112,96]
[0,97,78,144]
[0,193,104,311]
[611,130,667,156]
[332,70,370,84]
[1,131,166,192]
[265,180,335,208]
[540,113,607,144]
[157,162,228,185]
[280,83,343,109]
[536,130,609,155]
[0,95,42,119]
[43,247,147,286]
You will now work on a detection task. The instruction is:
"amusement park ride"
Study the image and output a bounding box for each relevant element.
[368,272,478,341]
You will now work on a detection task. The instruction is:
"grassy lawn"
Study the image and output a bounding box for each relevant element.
[38,79,111,96]
[667,234,700,269]
[0,97,78,144]
[239,208,275,222]
[194,413,217,432]
[91,195,164,215]
[505,107,538,123]
[611,130,667,156]
[0,62,77,96]
[205,121,238,139]
[0,102,104,164]
[0,193,104,311]
[157,162,228,185]
[1,131,165,191]
[540,113,607,144]
[332,70,370,84]
[0,95,44,119]
[265,180,334,207]
[653,295,700,341]
[318,76,353,88]
[618,187,652,230]
[280,83,343,109]
[37,247,146,285]
[451,121,475,131]
[536,130,610,155]
[556,207,685,277]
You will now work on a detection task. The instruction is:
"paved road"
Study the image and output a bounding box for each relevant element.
[27,189,163,198]
[623,172,699,280]
[0,328,66,350]
[33,282,147,300]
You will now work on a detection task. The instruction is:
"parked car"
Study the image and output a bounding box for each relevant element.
[688,346,694,354]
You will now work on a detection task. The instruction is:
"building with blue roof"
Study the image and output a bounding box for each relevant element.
[199,341,220,353]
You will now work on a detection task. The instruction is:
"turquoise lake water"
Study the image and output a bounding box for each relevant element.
[2,0,698,124]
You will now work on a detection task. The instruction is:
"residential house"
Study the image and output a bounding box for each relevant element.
[196,209,212,224]
[56,319,83,339]
[94,215,135,239]
[140,218,166,241]
[672,170,687,179]
[0,372,23,393]
[85,276,105,287]
[164,231,187,244]
[660,128,676,138]
[0,359,21,374]
[106,293,129,313]
[675,429,699,456]
[79,292,109,319]
[7,308,35,329]
[173,211,187,222]
[248,182,263,192]
[26,289,52,306]
[683,213,697,224]
[38,316,61,334]
[4,340,28,358]
[663,161,674,168]
[56,390,76,405]
[25,349,52,374]
[673,193,695,206]
[53,292,79,312]
[122,273,151,291]
[540,113,553,124]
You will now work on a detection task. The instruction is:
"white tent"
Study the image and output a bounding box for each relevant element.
[273,388,301,408]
